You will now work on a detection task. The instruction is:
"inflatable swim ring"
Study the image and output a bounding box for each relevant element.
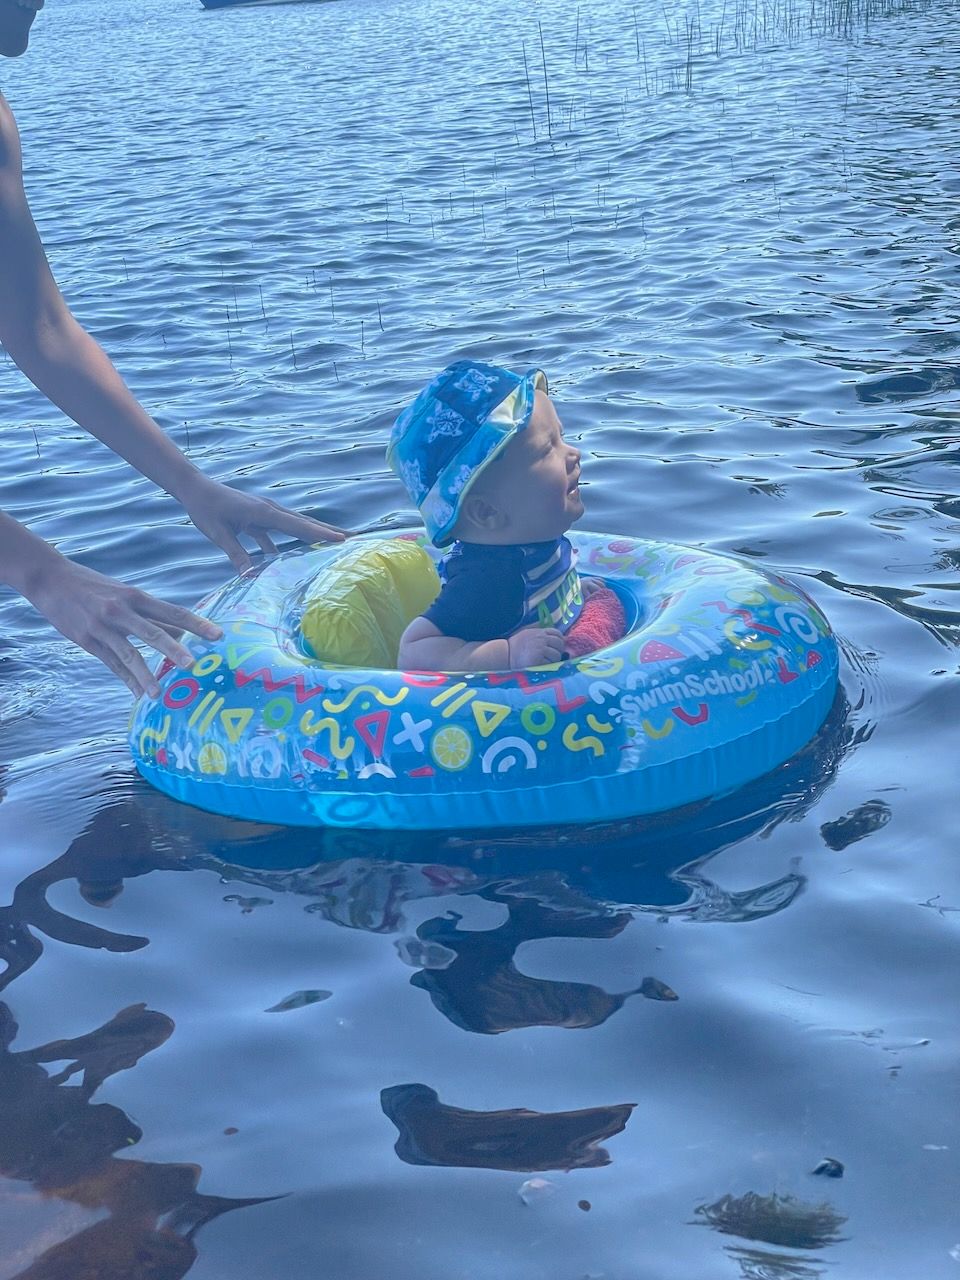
[129,531,839,830]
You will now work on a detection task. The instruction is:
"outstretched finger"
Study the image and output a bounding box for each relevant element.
[130,618,200,671]
[141,598,223,644]
[253,530,279,557]
[90,638,156,698]
[204,528,253,573]
[256,507,347,544]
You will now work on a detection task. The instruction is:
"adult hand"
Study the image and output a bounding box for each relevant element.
[175,472,346,572]
[507,626,566,669]
[26,556,222,698]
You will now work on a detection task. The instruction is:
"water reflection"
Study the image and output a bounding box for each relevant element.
[381,1084,634,1172]
[0,689,856,1272]
[820,798,892,851]
[0,792,176,994]
[0,1002,275,1280]
[725,1245,828,1280]
[0,692,853,1017]
[409,886,637,1034]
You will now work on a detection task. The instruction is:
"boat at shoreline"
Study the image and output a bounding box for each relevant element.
[199,0,325,9]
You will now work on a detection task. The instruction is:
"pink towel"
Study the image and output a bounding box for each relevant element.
[564,586,627,658]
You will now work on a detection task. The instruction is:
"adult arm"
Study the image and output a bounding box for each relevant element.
[0,510,220,696]
[0,96,342,693]
[0,95,343,569]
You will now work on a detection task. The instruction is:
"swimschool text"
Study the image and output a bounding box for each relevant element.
[620,656,778,715]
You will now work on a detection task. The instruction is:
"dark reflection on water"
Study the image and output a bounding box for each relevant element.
[0,791,180,994]
[0,689,850,1022]
[0,690,853,1267]
[409,887,640,1034]
[726,1245,828,1280]
[0,1002,277,1280]
[381,1084,635,1171]
[819,798,892,851]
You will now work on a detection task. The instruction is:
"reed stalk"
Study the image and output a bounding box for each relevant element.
[521,41,538,141]
[538,21,553,139]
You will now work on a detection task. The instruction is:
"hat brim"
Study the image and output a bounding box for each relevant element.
[429,368,548,547]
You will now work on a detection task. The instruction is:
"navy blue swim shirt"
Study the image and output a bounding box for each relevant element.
[424,539,583,641]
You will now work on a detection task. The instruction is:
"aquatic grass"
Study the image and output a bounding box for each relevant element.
[199,0,959,405]
[538,21,554,140]
[26,423,42,464]
[634,0,958,93]
[684,14,695,92]
[521,41,538,141]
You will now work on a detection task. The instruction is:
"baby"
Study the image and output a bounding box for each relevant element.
[388,359,625,672]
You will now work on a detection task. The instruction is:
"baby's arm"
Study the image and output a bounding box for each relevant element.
[398,616,565,673]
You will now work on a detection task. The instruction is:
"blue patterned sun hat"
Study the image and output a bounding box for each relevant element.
[387,360,548,547]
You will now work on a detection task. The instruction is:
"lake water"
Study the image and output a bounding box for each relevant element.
[1,0,959,1274]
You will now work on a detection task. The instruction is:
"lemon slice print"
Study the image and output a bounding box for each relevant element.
[430,725,473,772]
[198,743,228,775]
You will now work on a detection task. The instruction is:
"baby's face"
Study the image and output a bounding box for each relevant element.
[476,391,583,542]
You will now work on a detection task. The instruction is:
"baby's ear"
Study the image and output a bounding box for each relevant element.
[460,492,508,534]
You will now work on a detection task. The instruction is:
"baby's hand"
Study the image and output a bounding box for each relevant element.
[581,577,605,600]
[507,626,566,669]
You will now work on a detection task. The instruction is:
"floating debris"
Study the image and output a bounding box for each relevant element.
[223,894,273,914]
[265,989,332,1013]
[578,1199,592,1212]
[519,1177,557,1206]
[694,1191,848,1249]
[394,937,457,970]
[639,977,678,1001]
[811,1157,844,1178]
[880,1038,930,1052]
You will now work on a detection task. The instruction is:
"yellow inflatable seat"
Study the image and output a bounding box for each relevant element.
[300,539,440,668]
